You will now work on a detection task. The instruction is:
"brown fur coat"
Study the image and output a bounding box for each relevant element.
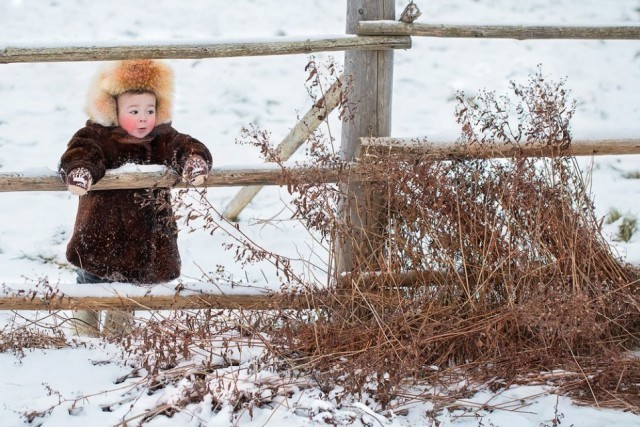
[60,121,212,283]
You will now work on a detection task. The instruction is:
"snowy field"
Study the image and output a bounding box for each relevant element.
[1,0,640,425]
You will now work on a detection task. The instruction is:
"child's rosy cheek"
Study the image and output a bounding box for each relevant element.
[119,116,136,130]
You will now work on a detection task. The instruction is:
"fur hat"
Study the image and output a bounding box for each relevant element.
[85,59,174,127]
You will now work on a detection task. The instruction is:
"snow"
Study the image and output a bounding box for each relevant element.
[1,280,274,298]
[110,164,167,174]
[0,0,640,425]
[1,34,366,51]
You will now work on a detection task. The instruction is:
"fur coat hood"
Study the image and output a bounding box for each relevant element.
[85,59,174,127]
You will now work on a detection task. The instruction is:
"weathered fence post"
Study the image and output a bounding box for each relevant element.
[336,0,395,276]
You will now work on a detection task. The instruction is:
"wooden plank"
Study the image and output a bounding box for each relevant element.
[338,269,448,287]
[360,137,640,159]
[3,139,640,193]
[222,74,345,221]
[0,286,438,311]
[0,36,411,64]
[336,0,395,275]
[0,282,308,310]
[0,293,302,311]
[357,21,640,40]
[0,165,343,192]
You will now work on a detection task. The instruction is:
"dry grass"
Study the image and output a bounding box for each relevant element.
[0,314,68,358]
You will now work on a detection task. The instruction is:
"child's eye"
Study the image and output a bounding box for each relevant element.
[147,109,155,115]
[130,110,138,115]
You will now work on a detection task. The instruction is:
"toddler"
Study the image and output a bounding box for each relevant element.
[59,59,213,335]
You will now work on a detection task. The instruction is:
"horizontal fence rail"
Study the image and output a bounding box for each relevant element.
[0,35,411,64]
[0,282,303,310]
[0,293,299,311]
[0,271,441,311]
[0,165,343,192]
[361,137,640,159]
[357,21,640,40]
[2,139,640,192]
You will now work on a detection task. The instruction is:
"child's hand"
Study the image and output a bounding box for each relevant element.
[182,155,209,186]
[66,168,92,196]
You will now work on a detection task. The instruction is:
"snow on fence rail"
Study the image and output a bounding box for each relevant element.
[0,164,342,192]
[1,271,441,311]
[3,22,636,66]
[357,21,640,40]
[1,139,640,193]
[361,137,640,159]
[0,282,300,311]
[0,35,411,64]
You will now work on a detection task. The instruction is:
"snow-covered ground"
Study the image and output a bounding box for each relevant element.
[0,0,639,425]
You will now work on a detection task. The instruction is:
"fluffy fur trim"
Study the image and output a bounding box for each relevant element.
[85,60,174,127]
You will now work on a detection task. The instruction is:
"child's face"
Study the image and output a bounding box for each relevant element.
[116,92,157,138]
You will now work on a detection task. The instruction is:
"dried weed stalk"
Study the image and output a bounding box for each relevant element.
[0,320,67,359]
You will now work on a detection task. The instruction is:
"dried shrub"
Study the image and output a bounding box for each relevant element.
[268,67,640,408]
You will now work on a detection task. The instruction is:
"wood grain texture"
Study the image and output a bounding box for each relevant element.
[357,21,640,40]
[0,36,411,63]
[361,137,640,159]
[0,293,304,310]
[337,0,396,275]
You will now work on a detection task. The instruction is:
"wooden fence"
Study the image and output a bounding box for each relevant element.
[1,0,639,310]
